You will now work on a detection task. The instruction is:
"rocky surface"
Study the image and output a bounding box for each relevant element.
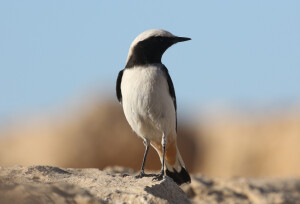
[0,166,189,204]
[183,175,300,204]
[0,165,300,204]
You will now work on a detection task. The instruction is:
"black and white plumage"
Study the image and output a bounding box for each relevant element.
[116,29,191,185]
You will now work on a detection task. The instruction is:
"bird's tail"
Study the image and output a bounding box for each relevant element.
[165,148,191,185]
[152,140,191,185]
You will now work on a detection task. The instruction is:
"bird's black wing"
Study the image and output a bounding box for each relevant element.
[161,65,177,131]
[116,69,124,103]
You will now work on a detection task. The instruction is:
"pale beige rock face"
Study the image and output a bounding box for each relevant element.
[184,175,300,204]
[0,166,190,204]
[1,166,300,204]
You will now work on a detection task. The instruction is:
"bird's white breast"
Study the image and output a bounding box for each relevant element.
[121,64,176,141]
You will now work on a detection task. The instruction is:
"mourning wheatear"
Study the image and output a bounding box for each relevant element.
[116,29,191,185]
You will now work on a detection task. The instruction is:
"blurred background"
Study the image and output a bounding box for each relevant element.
[0,1,300,178]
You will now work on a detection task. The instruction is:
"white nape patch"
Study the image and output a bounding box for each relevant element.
[126,29,175,63]
[121,64,176,142]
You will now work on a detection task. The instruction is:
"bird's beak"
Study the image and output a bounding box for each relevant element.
[174,37,191,43]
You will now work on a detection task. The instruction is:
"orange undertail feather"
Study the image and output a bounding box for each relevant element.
[151,138,191,185]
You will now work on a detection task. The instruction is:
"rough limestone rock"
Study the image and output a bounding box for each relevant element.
[0,165,190,204]
[183,174,300,204]
[1,165,300,204]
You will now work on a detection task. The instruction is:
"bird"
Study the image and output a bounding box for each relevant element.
[116,29,191,185]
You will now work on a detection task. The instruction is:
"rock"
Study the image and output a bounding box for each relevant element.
[0,165,190,204]
[183,174,300,204]
[1,165,300,204]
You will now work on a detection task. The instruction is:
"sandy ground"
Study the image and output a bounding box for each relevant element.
[1,165,300,204]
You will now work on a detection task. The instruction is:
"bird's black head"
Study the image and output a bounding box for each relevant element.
[125,29,191,68]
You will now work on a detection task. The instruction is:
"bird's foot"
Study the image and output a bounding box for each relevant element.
[152,171,165,182]
[135,171,146,179]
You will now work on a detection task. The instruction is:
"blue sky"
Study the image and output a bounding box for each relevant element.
[0,1,299,120]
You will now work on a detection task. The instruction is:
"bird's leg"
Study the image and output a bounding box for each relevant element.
[153,133,166,181]
[135,139,150,178]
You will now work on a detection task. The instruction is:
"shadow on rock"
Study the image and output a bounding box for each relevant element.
[144,177,191,204]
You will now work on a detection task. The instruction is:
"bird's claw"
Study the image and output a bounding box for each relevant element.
[152,172,164,181]
[135,171,146,179]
